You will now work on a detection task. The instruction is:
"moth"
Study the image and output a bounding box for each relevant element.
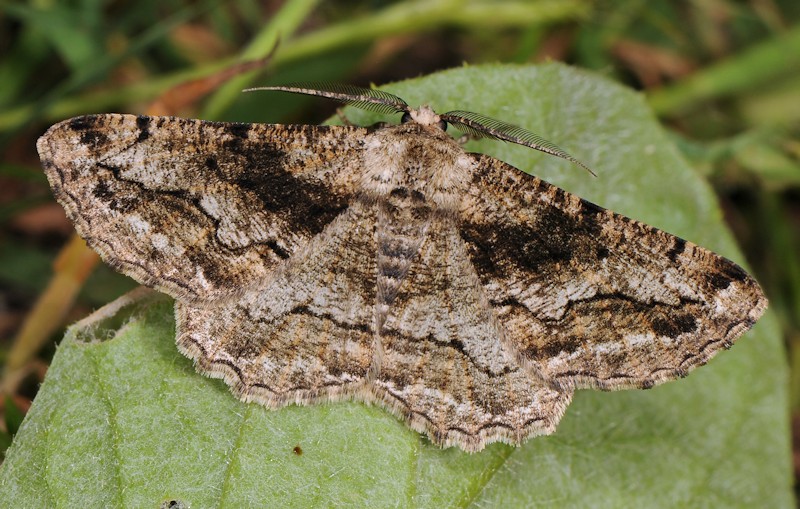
[38,83,767,452]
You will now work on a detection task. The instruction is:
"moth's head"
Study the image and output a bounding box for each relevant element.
[401,105,448,132]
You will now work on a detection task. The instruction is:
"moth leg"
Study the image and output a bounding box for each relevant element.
[454,132,476,145]
[336,107,354,126]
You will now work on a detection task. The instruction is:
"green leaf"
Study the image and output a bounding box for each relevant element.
[0,64,791,507]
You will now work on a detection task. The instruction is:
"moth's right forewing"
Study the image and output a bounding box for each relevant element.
[459,154,766,391]
[38,114,367,301]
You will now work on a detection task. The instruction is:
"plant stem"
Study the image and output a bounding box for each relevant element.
[201,0,321,119]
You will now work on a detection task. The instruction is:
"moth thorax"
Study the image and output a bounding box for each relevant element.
[362,127,471,212]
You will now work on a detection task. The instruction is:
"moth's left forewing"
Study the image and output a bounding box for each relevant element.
[459,153,767,391]
[38,115,368,301]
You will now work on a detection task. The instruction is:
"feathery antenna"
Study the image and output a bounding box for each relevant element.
[441,110,596,176]
[244,83,409,116]
[247,83,594,175]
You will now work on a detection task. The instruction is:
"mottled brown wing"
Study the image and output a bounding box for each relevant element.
[371,216,572,452]
[38,114,367,301]
[459,154,767,391]
[176,200,378,406]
